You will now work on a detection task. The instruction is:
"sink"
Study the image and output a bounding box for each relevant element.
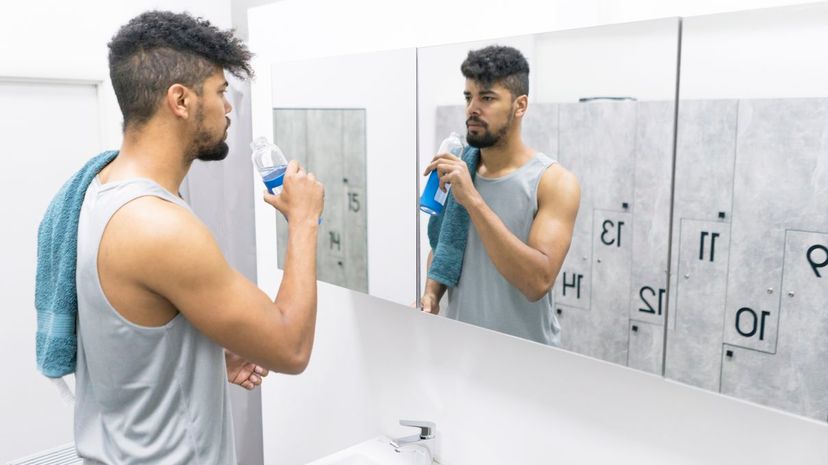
[305,436,432,465]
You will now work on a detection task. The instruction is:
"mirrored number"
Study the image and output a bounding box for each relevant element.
[699,231,720,262]
[639,286,666,315]
[600,219,625,247]
[806,244,827,278]
[562,272,583,299]
[329,231,341,251]
[735,307,770,340]
[348,192,361,212]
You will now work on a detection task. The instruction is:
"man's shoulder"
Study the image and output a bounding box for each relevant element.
[538,162,581,209]
[107,195,210,258]
[539,161,578,188]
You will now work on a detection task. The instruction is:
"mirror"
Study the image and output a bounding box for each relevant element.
[416,18,680,374]
[266,49,417,305]
[665,3,828,421]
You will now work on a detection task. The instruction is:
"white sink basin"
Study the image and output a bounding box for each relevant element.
[305,436,432,465]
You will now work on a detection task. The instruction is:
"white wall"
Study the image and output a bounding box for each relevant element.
[0,0,238,462]
[250,1,828,464]
[0,78,102,464]
[681,2,828,98]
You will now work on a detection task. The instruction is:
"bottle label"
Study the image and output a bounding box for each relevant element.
[433,183,451,205]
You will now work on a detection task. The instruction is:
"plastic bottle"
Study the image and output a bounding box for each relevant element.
[419,132,466,215]
[251,137,289,195]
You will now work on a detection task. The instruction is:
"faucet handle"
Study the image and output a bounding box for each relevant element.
[399,420,436,439]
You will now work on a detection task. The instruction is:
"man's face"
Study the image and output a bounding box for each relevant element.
[191,69,233,162]
[463,79,516,149]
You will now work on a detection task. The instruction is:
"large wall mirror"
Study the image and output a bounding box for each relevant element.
[265,49,417,306]
[416,18,681,375]
[253,2,828,424]
[665,3,828,422]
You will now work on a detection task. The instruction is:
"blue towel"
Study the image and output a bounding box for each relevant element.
[427,146,480,287]
[35,151,118,378]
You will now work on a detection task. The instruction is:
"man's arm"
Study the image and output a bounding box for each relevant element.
[466,165,580,301]
[421,250,447,314]
[428,153,580,302]
[108,162,323,374]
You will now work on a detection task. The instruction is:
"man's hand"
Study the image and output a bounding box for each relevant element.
[264,160,324,226]
[424,154,480,207]
[419,293,441,315]
[226,350,269,390]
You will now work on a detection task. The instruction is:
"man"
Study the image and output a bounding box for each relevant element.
[420,45,580,346]
[73,11,323,463]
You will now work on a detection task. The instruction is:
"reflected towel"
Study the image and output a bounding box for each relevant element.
[426,146,479,287]
[35,151,118,378]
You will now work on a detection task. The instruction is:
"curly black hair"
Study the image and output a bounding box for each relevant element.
[108,10,254,130]
[460,45,529,99]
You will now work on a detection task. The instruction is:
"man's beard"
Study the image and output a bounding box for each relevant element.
[192,110,230,162]
[465,113,513,149]
[195,140,229,162]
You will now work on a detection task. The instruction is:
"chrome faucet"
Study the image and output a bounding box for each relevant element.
[390,420,438,462]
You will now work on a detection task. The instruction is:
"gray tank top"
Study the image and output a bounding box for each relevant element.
[446,153,561,346]
[74,178,236,464]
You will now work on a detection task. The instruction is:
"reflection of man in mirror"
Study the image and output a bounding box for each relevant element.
[420,45,580,346]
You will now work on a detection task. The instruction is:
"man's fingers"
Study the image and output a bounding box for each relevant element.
[424,154,461,175]
[285,159,300,175]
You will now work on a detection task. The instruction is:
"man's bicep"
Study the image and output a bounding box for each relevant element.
[143,216,276,352]
[529,167,581,266]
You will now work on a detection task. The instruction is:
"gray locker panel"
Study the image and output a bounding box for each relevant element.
[307,110,348,287]
[342,111,368,293]
[776,230,828,420]
[630,101,674,326]
[664,99,738,389]
[558,101,637,208]
[719,345,780,412]
[722,231,828,421]
[273,109,368,293]
[554,304,594,358]
[434,105,466,149]
[522,103,559,160]
[273,109,308,271]
[666,100,738,335]
[556,102,637,313]
[589,209,633,365]
[627,320,664,375]
[723,99,828,353]
[665,219,730,391]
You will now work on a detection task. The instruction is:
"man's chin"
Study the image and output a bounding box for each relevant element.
[196,142,230,162]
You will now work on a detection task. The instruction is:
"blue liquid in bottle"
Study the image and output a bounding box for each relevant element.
[419,132,465,215]
[261,165,287,195]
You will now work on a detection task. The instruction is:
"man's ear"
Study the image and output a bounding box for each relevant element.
[165,84,192,119]
[514,95,528,118]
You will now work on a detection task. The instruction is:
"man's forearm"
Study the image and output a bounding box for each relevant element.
[274,220,319,350]
[424,251,447,299]
[465,197,554,301]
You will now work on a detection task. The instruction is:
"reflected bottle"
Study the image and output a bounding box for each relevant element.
[419,132,466,215]
[251,137,288,195]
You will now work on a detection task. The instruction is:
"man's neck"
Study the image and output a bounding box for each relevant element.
[478,135,533,178]
[103,125,192,195]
